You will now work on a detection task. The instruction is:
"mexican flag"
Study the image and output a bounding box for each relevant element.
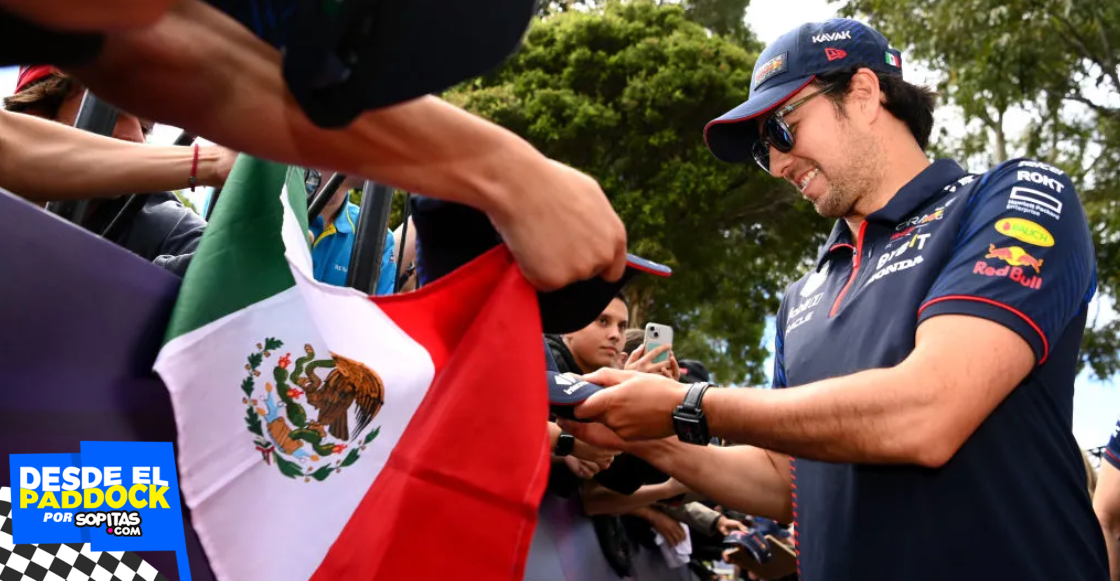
[153,157,550,581]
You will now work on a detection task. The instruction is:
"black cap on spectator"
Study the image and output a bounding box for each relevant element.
[594,453,670,495]
[679,359,711,384]
[410,196,671,334]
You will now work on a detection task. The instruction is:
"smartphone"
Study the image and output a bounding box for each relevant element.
[644,323,674,364]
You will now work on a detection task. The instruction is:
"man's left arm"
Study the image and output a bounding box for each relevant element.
[577,160,1094,467]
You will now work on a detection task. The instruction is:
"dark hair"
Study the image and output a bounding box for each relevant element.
[622,328,645,354]
[815,68,938,150]
[4,71,153,136]
[3,72,80,118]
[613,290,630,311]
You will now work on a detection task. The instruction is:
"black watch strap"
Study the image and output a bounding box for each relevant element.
[554,432,575,457]
[682,382,710,411]
[673,382,712,445]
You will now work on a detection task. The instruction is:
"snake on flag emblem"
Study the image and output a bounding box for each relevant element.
[242,340,385,482]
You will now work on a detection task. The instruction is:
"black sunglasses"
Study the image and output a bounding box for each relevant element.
[752,86,835,174]
[303,168,323,196]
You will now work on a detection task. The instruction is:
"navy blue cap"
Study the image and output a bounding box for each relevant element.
[411,196,671,334]
[704,18,904,163]
[548,371,606,420]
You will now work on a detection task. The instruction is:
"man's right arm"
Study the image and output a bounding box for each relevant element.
[0,0,174,31]
[69,0,627,290]
[626,437,792,523]
[1096,459,1120,581]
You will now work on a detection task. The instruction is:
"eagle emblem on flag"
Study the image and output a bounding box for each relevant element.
[241,338,384,482]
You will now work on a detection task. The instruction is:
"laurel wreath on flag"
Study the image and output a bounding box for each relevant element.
[241,338,380,482]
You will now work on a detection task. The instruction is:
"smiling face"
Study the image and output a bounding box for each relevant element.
[763,80,885,220]
[564,298,629,374]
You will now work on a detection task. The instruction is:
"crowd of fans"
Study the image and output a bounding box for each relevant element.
[0,61,799,580]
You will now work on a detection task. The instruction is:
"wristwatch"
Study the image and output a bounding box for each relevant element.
[554,432,576,457]
[672,382,712,445]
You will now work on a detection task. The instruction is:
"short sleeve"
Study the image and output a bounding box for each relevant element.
[1106,417,1120,471]
[919,159,1096,364]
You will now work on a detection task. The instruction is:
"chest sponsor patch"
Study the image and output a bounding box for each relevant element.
[895,206,945,231]
[800,263,830,298]
[1007,187,1062,220]
[787,293,821,332]
[867,255,923,285]
[972,244,1044,289]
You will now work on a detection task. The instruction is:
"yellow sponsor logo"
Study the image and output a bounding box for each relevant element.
[995,218,1054,247]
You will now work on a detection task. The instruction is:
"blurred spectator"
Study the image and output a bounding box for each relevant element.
[307,176,395,294]
[0,107,234,202]
[678,360,711,385]
[3,67,220,275]
[621,328,645,367]
[616,325,680,380]
[392,216,418,292]
[0,0,630,293]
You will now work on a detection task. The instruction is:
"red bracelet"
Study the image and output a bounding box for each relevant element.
[189,143,200,192]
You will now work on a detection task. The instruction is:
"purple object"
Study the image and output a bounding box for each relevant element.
[0,190,215,581]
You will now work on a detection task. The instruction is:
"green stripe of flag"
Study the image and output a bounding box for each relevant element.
[163,156,309,343]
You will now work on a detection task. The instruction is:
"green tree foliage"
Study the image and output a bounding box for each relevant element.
[448,1,825,383]
[843,0,1120,377]
[538,0,752,41]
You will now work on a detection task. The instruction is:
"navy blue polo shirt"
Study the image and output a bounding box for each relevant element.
[771,159,1105,580]
[1105,418,1120,471]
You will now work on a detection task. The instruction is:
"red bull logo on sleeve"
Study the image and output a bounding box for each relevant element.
[973,244,1044,289]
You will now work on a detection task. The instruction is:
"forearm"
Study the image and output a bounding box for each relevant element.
[703,366,942,465]
[1095,463,1120,581]
[581,479,687,516]
[77,0,537,217]
[1106,529,1120,581]
[0,110,225,201]
[627,439,791,523]
[661,502,720,534]
[0,0,175,31]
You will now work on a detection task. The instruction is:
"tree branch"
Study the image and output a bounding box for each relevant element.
[1064,92,1120,120]
[1048,10,1120,93]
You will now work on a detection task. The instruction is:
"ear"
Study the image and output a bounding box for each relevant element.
[847,68,883,124]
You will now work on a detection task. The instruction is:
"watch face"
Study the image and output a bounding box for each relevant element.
[673,416,706,444]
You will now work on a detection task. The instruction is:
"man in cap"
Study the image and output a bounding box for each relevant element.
[563,18,1105,580]
[0,0,627,292]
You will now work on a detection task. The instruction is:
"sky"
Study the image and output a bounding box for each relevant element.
[2,1,1117,448]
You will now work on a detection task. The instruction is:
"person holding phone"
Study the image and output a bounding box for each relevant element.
[618,327,681,380]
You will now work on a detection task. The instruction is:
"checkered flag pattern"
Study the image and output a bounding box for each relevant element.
[0,488,168,581]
